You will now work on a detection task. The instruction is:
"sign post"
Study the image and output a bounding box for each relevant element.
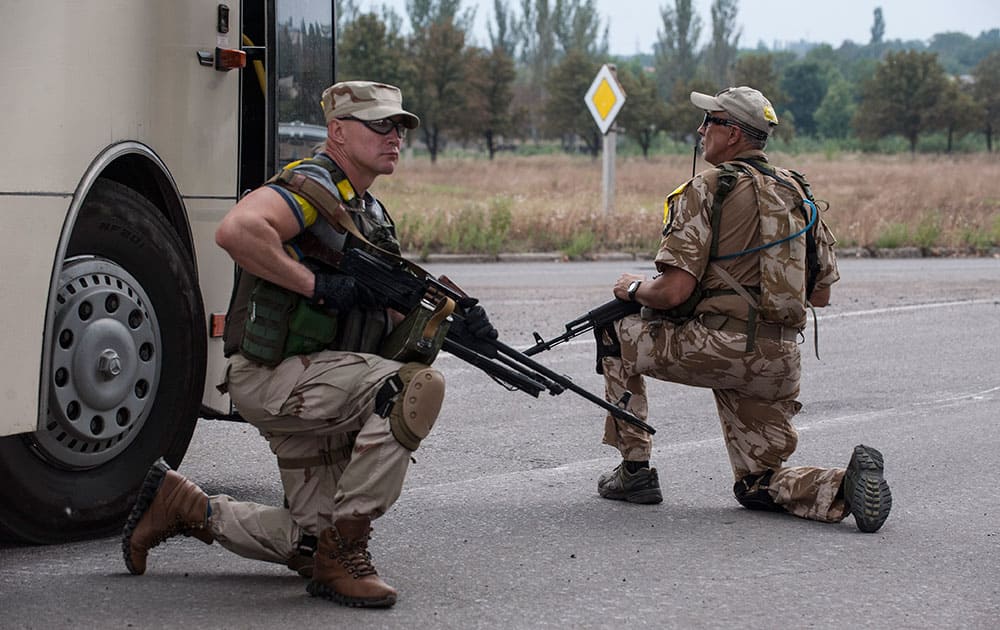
[584,64,626,215]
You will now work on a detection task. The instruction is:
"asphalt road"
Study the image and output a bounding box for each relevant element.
[2,257,999,629]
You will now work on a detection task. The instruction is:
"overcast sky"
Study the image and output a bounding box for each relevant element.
[355,0,999,55]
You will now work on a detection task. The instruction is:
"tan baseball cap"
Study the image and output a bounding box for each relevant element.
[321,81,420,129]
[690,86,778,138]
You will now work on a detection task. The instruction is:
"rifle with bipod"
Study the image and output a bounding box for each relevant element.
[299,235,654,435]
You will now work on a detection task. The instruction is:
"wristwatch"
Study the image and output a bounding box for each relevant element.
[626,280,642,302]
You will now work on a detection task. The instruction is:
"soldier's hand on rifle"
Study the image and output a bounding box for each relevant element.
[310,272,381,310]
[457,297,498,340]
[447,297,499,357]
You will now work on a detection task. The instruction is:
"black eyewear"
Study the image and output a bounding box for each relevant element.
[343,116,408,138]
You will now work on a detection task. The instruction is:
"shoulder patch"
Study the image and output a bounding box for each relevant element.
[663,181,688,229]
[291,191,318,227]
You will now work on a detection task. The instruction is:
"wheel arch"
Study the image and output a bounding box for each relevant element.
[41,142,203,431]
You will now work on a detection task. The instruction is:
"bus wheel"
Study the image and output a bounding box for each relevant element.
[0,179,206,544]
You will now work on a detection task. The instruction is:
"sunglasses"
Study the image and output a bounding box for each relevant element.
[701,114,736,129]
[343,116,408,138]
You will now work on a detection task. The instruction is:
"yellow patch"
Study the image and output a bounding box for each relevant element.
[335,178,356,203]
[763,105,778,124]
[664,182,687,225]
[292,191,317,227]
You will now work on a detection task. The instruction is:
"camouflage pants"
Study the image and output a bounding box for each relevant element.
[603,314,848,523]
[207,351,420,566]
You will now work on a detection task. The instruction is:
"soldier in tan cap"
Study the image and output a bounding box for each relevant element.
[121,81,495,607]
[595,86,892,533]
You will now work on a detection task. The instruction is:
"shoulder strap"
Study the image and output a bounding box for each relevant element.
[709,163,742,259]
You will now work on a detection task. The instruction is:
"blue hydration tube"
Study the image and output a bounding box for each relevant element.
[711,199,818,261]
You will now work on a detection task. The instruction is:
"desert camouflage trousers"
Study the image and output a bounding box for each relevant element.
[206,351,417,566]
[602,313,848,523]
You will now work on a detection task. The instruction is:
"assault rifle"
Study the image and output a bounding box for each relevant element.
[524,298,641,356]
[320,243,654,435]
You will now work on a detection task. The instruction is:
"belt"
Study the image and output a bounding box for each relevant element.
[700,314,798,342]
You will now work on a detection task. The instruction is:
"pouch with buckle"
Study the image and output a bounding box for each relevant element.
[379,298,454,365]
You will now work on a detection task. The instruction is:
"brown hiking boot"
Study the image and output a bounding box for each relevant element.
[122,458,212,575]
[307,518,397,608]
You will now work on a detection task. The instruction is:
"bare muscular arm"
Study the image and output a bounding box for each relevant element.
[214,187,316,298]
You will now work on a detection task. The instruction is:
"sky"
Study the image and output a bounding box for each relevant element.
[354,0,1000,55]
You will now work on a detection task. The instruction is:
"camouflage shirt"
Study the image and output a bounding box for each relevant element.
[655,149,840,323]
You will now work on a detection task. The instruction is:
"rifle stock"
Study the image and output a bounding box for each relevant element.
[311,244,654,435]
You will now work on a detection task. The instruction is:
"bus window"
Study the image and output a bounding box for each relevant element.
[274,0,334,169]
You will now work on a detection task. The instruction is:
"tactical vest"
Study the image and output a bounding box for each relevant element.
[707,158,821,331]
[222,155,400,365]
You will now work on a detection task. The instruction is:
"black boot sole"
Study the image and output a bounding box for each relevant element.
[306,579,397,608]
[845,445,892,533]
[121,457,171,574]
[598,487,664,504]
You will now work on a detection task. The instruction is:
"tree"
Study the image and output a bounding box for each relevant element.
[814,77,855,139]
[462,46,518,159]
[732,53,783,106]
[662,77,718,145]
[552,0,608,57]
[972,50,1000,151]
[704,0,741,88]
[870,7,885,46]
[337,12,407,86]
[335,0,360,31]
[926,78,980,152]
[616,67,668,158]
[780,61,832,137]
[487,0,519,58]
[543,50,602,156]
[853,50,950,152]
[406,0,474,31]
[652,0,701,99]
[515,0,557,140]
[406,18,470,162]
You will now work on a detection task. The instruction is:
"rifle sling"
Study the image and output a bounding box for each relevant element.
[270,168,445,292]
[271,166,457,335]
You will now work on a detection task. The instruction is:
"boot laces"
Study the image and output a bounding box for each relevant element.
[334,533,377,578]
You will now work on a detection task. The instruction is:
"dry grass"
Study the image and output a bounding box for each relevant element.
[374,152,1000,256]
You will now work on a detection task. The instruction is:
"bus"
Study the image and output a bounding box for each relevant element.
[0,0,334,543]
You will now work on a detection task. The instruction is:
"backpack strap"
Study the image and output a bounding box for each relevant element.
[709,163,741,259]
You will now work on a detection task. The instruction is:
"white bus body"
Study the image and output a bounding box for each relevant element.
[0,0,334,542]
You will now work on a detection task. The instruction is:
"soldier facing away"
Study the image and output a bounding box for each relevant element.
[596,86,892,533]
[120,80,496,607]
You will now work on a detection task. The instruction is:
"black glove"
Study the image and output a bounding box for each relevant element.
[451,297,498,340]
[310,273,380,310]
[447,298,499,358]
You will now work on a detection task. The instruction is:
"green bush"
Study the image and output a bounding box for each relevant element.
[914,213,941,249]
[874,222,910,248]
[562,229,596,259]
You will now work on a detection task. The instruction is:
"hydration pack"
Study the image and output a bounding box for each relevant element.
[708,158,821,331]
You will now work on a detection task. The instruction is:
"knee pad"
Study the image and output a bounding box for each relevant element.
[378,363,444,451]
[733,470,785,513]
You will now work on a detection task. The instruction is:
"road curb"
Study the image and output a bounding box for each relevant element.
[406,247,1000,264]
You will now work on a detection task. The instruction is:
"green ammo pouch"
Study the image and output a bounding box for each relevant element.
[240,279,337,366]
[379,298,454,365]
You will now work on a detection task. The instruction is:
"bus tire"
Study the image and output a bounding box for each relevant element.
[0,179,206,544]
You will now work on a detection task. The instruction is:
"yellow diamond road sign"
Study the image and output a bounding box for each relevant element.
[585,64,626,135]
